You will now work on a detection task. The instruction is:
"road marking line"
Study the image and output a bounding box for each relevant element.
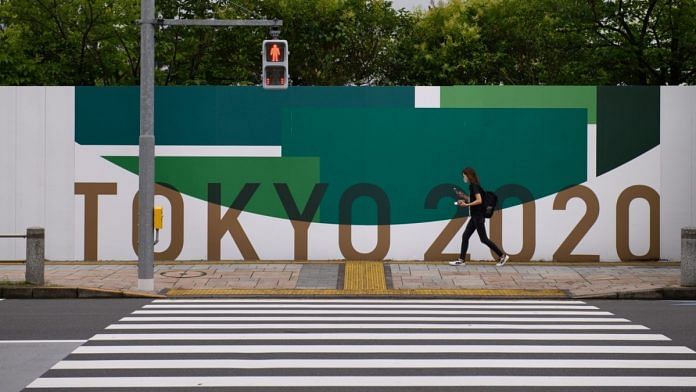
[89,333,670,341]
[119,316,631,322]
[143,304,598,309]
[71,344,695,354]
[153,299,587,304]
[51,359,696,370]
[26,376,696,388]
[105,323,648,330]
[132,310,614,315]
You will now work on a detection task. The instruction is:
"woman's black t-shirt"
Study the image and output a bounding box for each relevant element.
[469,183,485,217]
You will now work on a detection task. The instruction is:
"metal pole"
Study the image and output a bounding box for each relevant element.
[138,0,155,292]
[136,6,281,292]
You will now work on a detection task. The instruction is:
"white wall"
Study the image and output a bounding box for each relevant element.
[660,86,696,260]
[1,86,694,261]
[0,87,75,260]
[0,87,18,259]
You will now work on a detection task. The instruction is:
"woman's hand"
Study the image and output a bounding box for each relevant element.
[456,200,468,207]
[455,190,468,200]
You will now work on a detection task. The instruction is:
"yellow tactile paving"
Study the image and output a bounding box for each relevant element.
[166,288,567,298]
[343,261,387,291]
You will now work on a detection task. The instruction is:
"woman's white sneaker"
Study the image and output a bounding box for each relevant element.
[449,259,466,266]
[496,254,509,267]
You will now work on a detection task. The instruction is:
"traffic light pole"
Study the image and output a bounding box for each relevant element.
[138,0,281,291]
[138,0,155,292]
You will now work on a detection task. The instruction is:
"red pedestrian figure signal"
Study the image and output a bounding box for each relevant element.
[262,40,289,90]
[265,41,285,63]
[269,44,281,62]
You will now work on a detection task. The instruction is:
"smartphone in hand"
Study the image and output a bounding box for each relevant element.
[453,187,468,200]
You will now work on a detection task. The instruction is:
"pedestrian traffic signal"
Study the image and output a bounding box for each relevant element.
[262,39,289,90]
[264,41,286,63]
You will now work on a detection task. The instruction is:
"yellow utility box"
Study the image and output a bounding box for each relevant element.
[153,206,164,230]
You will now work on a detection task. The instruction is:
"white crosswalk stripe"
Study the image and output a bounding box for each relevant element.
[106,323,649,330]
[133,309,614,315]
[24,299,696,391]
[143,304,601,309]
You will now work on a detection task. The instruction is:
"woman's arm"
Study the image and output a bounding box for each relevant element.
[466,193,483,207]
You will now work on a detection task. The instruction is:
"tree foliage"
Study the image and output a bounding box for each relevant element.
[0,0,694,85]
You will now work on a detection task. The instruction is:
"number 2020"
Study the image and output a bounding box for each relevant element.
[425,184,659,262]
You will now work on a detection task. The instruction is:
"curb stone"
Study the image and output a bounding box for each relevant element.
[2,287,34,299]
[31,287,78,298]
[0,286,165,299]
[3,285,696,300]
[574,286,696,300]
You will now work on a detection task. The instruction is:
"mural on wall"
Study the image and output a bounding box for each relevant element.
[1,86,694,262]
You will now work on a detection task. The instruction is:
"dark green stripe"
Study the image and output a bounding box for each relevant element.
[76,86,414,146]
[596,86,660,175]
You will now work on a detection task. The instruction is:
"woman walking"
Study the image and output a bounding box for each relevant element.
[449,167,509,267]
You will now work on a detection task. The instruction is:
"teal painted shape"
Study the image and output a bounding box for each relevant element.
[596,86,660,175]
[282,107,587,225]
[75,86,414,146]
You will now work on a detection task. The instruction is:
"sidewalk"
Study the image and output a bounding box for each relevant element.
[0,261,682,298]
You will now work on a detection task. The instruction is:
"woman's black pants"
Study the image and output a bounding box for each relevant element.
[460,215,503,260]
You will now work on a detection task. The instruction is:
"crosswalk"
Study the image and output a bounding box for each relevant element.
[25,298,696,390]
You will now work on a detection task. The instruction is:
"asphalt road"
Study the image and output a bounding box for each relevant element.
[0,299,150,392]
[2,298,696,392]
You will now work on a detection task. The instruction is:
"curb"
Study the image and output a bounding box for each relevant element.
[4,285,696,300]
[0,286,165,299]
[573,286,696,300]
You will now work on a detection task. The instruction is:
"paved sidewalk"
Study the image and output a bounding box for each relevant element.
[0,261,680,297]
[388,264,679,297]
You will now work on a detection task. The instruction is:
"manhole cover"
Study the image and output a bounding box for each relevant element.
[160,270,207,278]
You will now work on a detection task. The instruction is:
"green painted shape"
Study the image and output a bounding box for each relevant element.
[596,86,660,176]
[282,107,587,225]
[76,86,414,146]
[441,86,597,124]
[104,156,321,220]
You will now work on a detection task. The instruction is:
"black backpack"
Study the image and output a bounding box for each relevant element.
[483,189,498,218]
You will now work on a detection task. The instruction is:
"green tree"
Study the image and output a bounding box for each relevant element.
[474,0,603,85]
[0,0,140,85]
[585,0,696,85]
[1,0,694,86]
[255,0,408,85]
[386,0,485,85]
